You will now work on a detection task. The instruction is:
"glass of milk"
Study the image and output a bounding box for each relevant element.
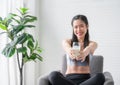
[72,42,80,57]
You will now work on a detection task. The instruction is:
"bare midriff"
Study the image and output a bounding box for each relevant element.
[65,65,90,74]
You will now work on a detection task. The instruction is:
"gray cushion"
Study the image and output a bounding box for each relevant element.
[104,72,114,85]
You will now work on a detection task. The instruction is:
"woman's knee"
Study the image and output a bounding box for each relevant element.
[48,71,61,81]
[95,73,105,82]
[96,73,105,79]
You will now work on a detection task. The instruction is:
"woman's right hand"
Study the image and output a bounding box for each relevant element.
[68,48,76,60]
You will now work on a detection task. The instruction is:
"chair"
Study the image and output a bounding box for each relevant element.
[37,55,114,85]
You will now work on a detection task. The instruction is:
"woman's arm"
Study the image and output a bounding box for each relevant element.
[84,41,98,56]
[62,39,98,61]
[76,41,98,61]
[62,39,76,59]
[62,39,71,54]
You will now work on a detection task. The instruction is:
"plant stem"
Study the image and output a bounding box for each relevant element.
[17,46,24,85]
[20,67,23,85]
[17,50,22,85]
[17,50,21,72]
[21,44,24,85]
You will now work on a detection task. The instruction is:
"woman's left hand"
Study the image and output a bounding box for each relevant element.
[76,51,86,62]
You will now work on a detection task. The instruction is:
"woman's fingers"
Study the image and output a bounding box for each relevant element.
[76,55,85,62]
[69,52,76,60]
[70,50,86,61]
[81,58,85,62]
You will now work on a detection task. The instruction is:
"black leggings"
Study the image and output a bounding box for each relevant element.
[48,71,105,85]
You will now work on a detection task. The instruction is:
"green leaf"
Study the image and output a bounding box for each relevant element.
[24,15,37,20]
[27,40,34,50]
[10,13,21,24]
[31,53,43,61]
[17,33,28,44]
[7,47,15,57]
[23,55,30,63]
[20,8,28,14]
[30,53,37,60]
[11,17,20,24]
[0,23,7,30]
[2,44,16,57]
[6,19,12,26]
[24,25,35,28]
[36,53,43,61]
[12,25,24,34]
[17,47,27,53]
[36,47,42,53]
[27,34,34,42]
[23,15,37,24]
[34,41,38,50]
[34,41,42,53]
[9,13,17,16]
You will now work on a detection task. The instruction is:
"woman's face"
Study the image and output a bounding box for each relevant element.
[73,19,88,39]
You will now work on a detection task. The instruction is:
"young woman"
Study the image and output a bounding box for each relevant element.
[48,15,105,85]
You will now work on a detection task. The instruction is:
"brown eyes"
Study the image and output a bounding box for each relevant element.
[74,25,84,29]
[74,26,78,29]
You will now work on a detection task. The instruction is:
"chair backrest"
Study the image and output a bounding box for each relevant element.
[89,55,103,76]
[61,54,103,76]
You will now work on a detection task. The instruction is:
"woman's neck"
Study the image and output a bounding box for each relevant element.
[78,38,84,43]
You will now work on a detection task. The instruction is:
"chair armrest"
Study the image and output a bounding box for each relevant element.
[37,73,50,85]
[104,72,114,85]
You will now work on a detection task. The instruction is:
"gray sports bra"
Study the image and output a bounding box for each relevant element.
[66,54,90,66]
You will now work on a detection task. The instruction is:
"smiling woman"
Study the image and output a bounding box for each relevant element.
[47,15,105,85]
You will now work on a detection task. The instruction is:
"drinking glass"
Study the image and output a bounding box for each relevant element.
[72,42,80,57]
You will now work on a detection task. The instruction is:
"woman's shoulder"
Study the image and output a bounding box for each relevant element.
[89,41,98,54]
[62,38,72,44]
[89,41,98,46]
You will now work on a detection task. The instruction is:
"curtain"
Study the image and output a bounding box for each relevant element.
[0,0,24,85]
[0,0,40,85]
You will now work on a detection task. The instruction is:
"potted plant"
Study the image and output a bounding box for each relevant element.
[0,8,43,85]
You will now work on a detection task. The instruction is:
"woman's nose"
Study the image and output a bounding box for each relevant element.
[77,27,81,31]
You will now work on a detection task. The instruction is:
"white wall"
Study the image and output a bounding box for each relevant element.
[37,0,120,85]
